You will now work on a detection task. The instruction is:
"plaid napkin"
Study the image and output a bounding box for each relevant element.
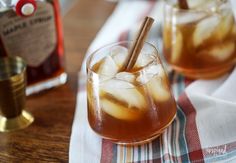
[69,0,236,162]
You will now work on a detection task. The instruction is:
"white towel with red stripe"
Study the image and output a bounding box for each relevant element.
[69,0,236,162]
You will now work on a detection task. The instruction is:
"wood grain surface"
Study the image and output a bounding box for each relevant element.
[0,0,116,162]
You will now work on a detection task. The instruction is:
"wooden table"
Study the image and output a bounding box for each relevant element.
[0,0,116,162]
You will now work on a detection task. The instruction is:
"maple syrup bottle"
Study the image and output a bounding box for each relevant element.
[0,0,67,95]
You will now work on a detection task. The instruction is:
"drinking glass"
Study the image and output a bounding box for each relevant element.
[86,41,177,145]
[163,0,236,78]
[0,56,34,132]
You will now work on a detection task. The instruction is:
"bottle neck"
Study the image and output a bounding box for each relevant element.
[0,0,37,17]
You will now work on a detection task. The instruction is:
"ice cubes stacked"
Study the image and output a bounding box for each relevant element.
[170,0,235,63]
[95,46,171,121]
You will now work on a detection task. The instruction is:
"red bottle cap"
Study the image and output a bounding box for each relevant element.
[15,0,37,17]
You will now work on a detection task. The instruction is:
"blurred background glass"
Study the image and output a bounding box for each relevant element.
[59,0,77,15]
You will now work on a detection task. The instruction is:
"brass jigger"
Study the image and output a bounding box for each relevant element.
[0,56,34,132]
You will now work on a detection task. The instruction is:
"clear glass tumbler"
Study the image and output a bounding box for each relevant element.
[163,0,236,78]
[86,41,177,145]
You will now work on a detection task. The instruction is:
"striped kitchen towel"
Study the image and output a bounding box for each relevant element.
[69,0,236,162]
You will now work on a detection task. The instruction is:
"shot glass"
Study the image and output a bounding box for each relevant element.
[86,41,177,145]
[0,56,34,132]
[163,0,236,78]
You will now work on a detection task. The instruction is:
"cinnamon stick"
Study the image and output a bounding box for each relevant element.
[178,0,189,9]
[122,17,154,71]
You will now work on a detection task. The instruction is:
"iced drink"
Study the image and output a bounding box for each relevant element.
[163,0,236,78]
[86,41,176,145]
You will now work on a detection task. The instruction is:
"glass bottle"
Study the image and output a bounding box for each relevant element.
[0,0,67,95]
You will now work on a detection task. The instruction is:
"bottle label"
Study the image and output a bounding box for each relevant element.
[0,2,57,67]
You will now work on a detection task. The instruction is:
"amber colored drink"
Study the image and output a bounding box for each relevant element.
[163,0,236,78]
[87,41,176,145]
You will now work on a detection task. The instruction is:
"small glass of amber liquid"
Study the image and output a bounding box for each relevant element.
[86,41,177,145]
[163,0,236,78]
